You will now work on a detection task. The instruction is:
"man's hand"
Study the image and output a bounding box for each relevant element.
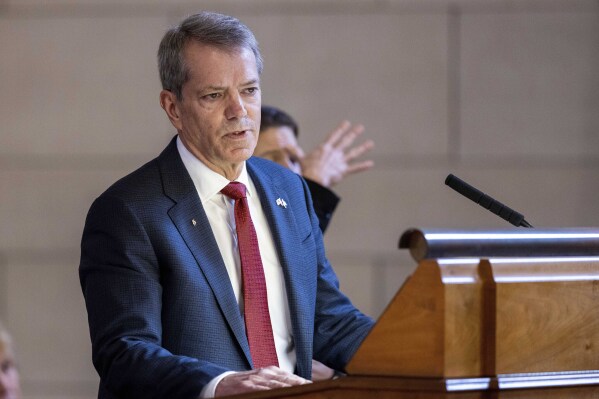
[311,359,335,381]
[215,366,311,397]
[300,121,374,188]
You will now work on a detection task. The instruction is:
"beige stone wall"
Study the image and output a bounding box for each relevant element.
[0,0,598,397]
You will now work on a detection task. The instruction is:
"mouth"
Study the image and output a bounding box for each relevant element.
[224,129,250,139]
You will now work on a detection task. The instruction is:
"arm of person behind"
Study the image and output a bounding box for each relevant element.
[300,121,374,188]
[303,178,340,233]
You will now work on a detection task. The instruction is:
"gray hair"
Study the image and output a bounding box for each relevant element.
[158,11,263,100]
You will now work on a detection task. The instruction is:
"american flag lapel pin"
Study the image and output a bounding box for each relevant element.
[276,198,287,208]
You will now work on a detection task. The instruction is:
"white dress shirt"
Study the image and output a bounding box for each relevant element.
[176,137,296,397]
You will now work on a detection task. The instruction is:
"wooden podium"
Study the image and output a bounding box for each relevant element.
[228,228,599,398]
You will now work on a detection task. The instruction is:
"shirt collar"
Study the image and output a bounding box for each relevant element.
[176,135,253,204]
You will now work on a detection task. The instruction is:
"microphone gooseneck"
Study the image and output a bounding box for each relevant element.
[445,174,533,228]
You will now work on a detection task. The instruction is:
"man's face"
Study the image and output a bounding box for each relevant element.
[161,41,261,179]
[254,126,302,174]
[0,349,21,399]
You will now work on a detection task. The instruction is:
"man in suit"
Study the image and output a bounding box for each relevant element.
[79,11,374,399]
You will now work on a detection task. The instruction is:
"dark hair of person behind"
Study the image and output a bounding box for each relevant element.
[260,106,299,137]
[158,11,263,100]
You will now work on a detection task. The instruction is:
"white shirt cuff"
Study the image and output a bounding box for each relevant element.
[198,371,237,398]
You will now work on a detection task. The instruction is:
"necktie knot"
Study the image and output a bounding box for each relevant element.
[221,181,247,201]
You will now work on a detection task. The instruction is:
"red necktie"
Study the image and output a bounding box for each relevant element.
[220,182,279,368]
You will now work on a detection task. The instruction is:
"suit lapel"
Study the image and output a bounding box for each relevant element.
[247,160,314,377]
[158,138,252,366]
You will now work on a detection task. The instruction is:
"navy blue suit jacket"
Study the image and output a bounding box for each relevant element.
[79,137,373,399]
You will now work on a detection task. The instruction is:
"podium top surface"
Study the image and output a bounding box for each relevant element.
[399,228,599,261]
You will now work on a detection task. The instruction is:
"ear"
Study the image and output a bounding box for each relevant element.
[160,90,183,131]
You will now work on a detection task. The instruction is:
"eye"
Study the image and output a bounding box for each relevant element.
[243,87,259,95]
[202,92,221,101]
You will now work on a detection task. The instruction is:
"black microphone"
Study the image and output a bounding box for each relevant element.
[445,174,533,228]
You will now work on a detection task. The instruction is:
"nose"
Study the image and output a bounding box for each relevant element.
[270,150,301,174]
[284,157,301,175]
[225,92,247,120]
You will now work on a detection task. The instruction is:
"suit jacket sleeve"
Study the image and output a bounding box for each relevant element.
[79,194,228,399]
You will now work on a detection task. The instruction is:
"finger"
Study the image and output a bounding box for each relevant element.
[255,366,307,382]
[262,379,295,389]
[256,377,309,391]
[259,366,311,384]
[254,368,311,389]
[336,124,365,150]
[323,120,352,147]
[268,375,311,387]
[279,373,311,385]
[345,160,375,176]
[345,139,374,161]
[216,371,276,396]
[278,146,301,174]
[250,375,294,389]
[284,144,305,161]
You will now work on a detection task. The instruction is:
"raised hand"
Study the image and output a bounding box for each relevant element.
[300,121,374,188]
